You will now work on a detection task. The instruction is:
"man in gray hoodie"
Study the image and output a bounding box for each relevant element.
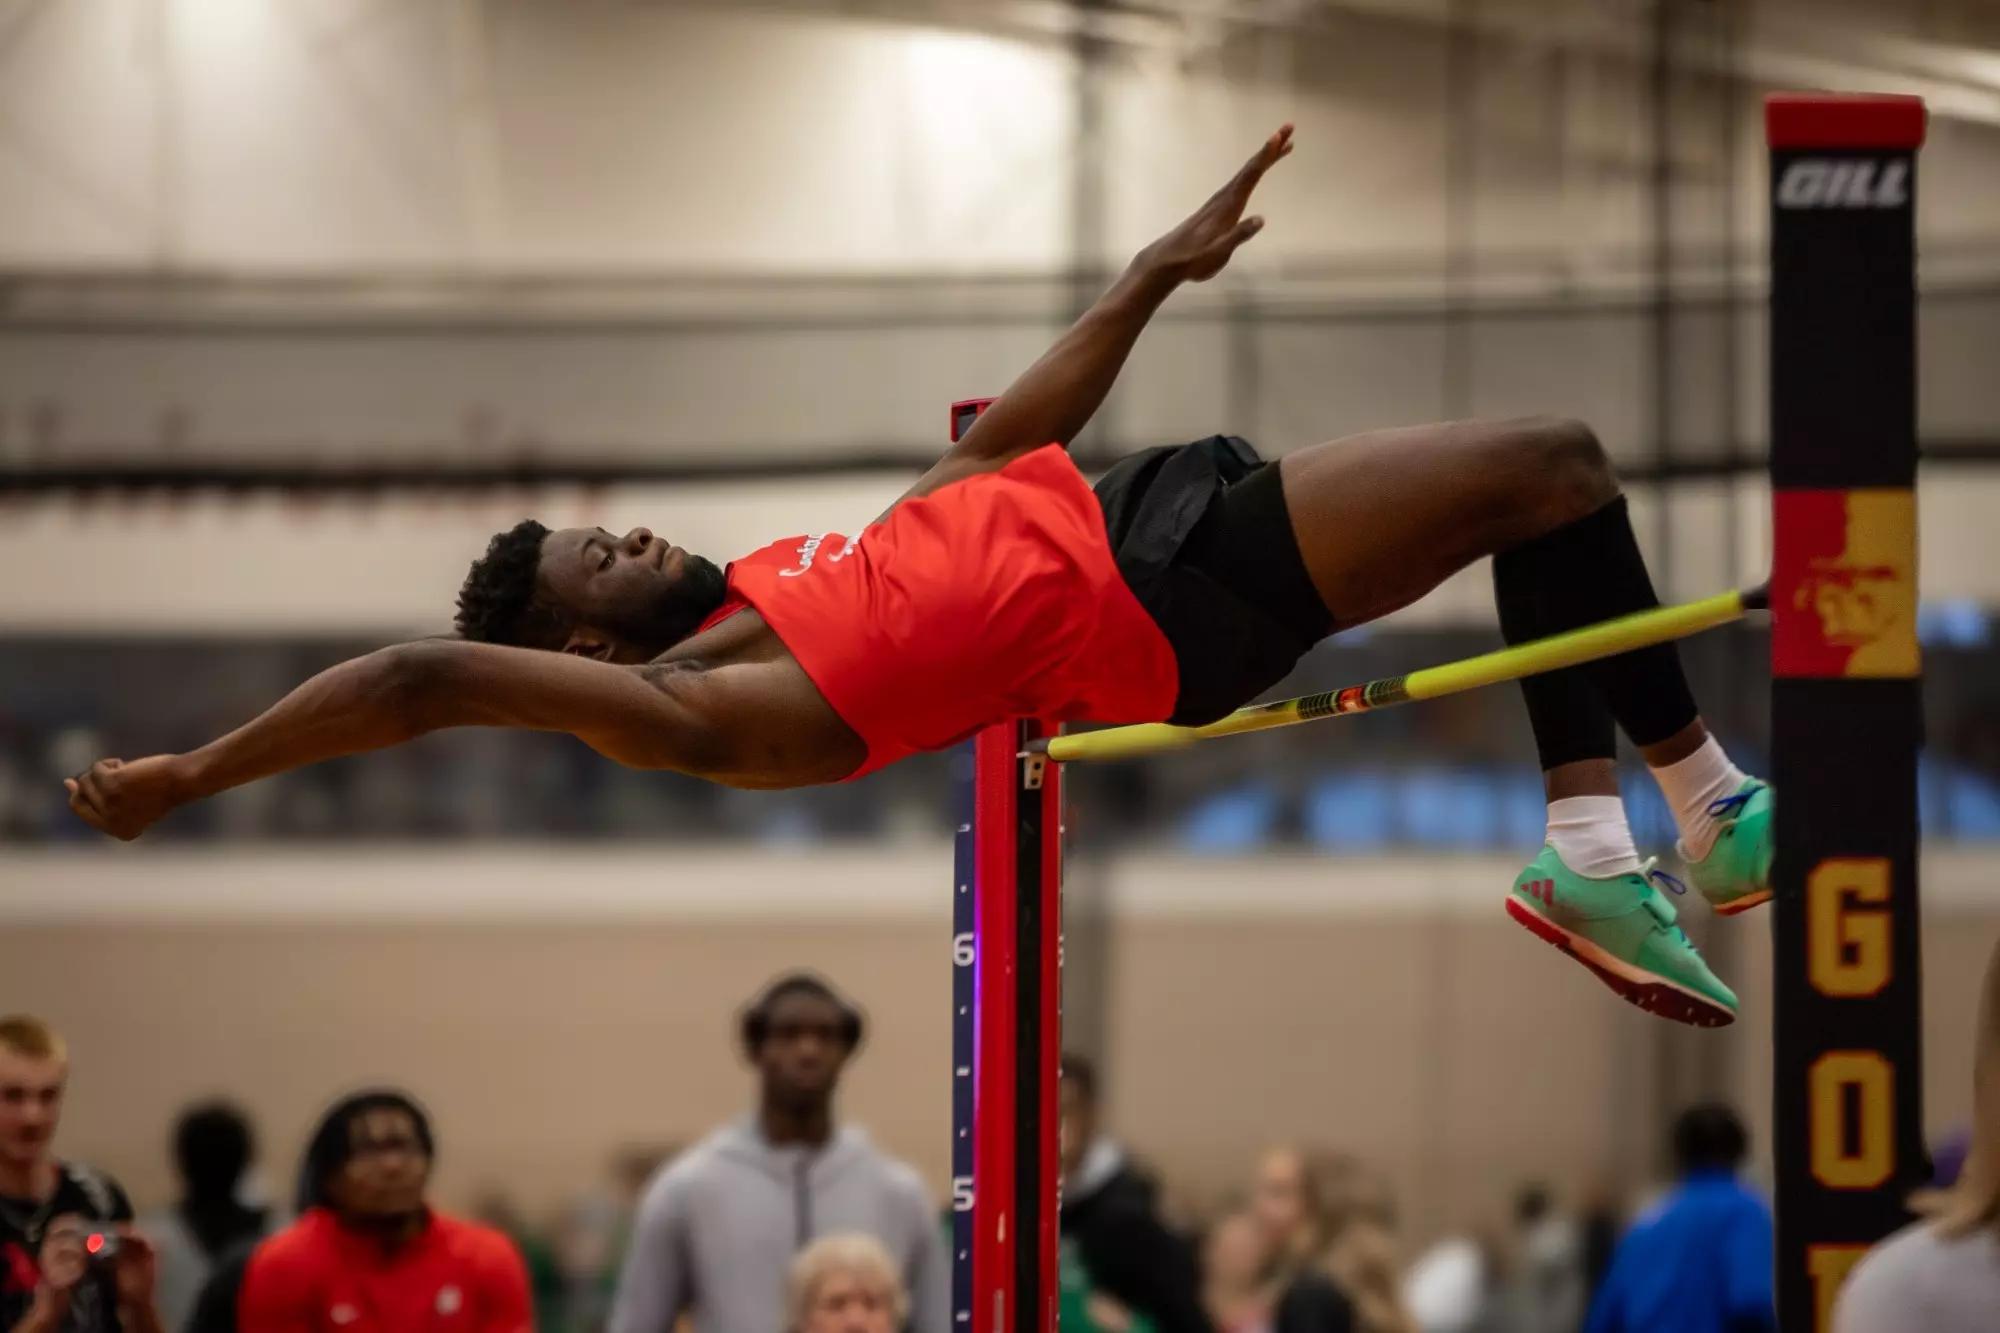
[608,973,947,1333]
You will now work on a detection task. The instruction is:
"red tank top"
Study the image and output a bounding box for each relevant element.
[695,445,1177,779]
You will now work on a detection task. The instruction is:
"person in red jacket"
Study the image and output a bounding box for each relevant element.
[189,1091,530,1333]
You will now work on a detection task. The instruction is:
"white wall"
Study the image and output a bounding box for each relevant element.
[0,1,1073,272]
[5,2,1999,482]
[6,840,1995,920]
[6,1,1999,273]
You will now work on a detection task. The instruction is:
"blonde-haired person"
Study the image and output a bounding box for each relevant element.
[1322,1219,1418,1333]
[789,1234,909,1333]
[1204,1204,1355,1333]
[1204,1208,1279,1333]
[1249,1147,1329,1268]
[1834,933,2000,1331]
[0,1014,164,1333]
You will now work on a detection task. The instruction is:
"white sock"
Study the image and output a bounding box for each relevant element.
[1546,796,1642,879]
[1649,735,1748,860]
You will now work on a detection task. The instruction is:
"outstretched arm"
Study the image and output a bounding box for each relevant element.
[893,123,1294,510]
[64,640,731,841]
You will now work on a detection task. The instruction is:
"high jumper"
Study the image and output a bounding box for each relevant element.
[65,126,1772,1027]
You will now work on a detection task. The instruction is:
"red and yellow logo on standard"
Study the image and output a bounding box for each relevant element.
[1772,489,1918,678]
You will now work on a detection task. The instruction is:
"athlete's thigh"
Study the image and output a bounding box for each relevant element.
[1277,417,1571,627]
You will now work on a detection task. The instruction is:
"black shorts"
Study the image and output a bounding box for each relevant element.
[1094,436,1333,726]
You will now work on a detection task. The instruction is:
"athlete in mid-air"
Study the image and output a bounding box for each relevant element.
[65,126,1772,1027]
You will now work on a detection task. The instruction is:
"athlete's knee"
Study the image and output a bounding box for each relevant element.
[1524,416,1617,518]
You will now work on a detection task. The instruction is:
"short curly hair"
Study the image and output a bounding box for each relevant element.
[455,519,568,647]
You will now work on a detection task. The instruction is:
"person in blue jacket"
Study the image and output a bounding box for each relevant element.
[1585,1104,1775,1333]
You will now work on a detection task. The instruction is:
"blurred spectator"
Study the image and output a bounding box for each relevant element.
[1321,1221,1416,1333]
[1057,1055,1208,1333]
[1403,1225,1504,1333]
[1203,1209,1276,1333]
[1202,1207,1353,1333]
[186,1089,530,1333]
[1303,1153,1374,1249]
[140,1103,272,1333]
[1583,1105,1773,1333]
[1250,1149,1326,1269]
[1321,1163,1398,1247]
[609,973,945,1333]
[1835,930,2000,1332]
[1571,1173,1625,1320]
[1927,1127,1972,1192]
[0,1015,162,1333]
[469,1191,563,1333]
[787,1235,905,1333]
[554,1146,676,1332]
[1060,1244,1154,1333]
[1505,1184,1583,1333]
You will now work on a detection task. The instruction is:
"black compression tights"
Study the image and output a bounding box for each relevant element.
[1492,495,1699,771]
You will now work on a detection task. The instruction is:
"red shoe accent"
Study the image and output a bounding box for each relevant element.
[1505,896,1735,1029]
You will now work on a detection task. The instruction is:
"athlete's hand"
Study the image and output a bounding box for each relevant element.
[64,754,193,841]
[1135,123,1293,284]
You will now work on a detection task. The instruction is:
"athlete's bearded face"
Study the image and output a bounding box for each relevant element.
[537,525,726,662]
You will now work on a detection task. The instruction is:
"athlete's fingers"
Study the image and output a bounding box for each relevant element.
[1231,124,1293,185]
[67,782,108,832]
[69,769,115,831]
[1222,124,1295,200]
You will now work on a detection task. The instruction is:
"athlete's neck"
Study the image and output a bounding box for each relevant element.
[0,1155,53,1201]
[758,1101,833,1148]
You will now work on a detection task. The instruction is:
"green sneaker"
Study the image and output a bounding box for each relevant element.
[1507,846,1738,1028]
[1680,779,1775,917]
